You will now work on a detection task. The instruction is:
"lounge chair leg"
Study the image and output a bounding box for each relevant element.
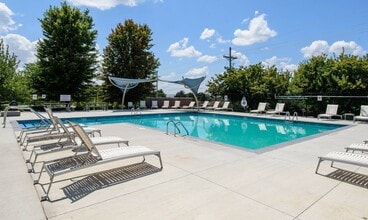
[315,158,322,174]
[23,143,29,151]
[26,150,35,163]
[35,163,45,184]
[157,153,163,170]
[44,175,54,201]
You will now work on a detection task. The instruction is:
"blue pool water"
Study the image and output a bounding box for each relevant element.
[17,112,344,150]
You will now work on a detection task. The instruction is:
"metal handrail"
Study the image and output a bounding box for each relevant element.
[175,121,189,136]
[2,105,50,128]
[166,120,189,136]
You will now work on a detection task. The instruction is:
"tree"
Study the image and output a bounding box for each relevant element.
[102,19,160,106]
[206,63,290,110]
[0,38,19,103]
[290,53,368,115]
[34,2,98,102]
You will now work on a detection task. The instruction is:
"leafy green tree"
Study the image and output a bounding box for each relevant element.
[102,19,160,106]
[290,53,368,115]
[207,63,290,110]
[34,2,98,102]
[150,89,166,98]
[0,38,19,103]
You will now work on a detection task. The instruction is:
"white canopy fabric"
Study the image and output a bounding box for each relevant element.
[108,76,206,109]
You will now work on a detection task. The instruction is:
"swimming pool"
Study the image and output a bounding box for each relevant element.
[17,112,345,151]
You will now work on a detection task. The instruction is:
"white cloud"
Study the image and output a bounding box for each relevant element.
[232,13,277,46]
[230,50,249,66]
[67,0,162,10]
[262,56,297,72]
[329,40,364,56]
[0,3,17,34]
[185,66,208,77]
[301,40,365,58]
[167,38,202,58]
[283,64,298,72]
[159,71,176,80]
[300,40,329,58]
[197,55,218,63]
[2,34,37,67]
[216,36,229,44]
[200,28,215,40]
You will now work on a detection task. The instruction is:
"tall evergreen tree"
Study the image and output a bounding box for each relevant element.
[35,2,97,102]
[102,19,160,106]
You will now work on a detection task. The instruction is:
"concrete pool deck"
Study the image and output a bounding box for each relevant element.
[1,109,368,219]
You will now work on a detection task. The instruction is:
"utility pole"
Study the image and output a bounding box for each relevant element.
[223,47,237,69]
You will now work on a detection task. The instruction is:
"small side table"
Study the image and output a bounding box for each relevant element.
[343,113,355,120]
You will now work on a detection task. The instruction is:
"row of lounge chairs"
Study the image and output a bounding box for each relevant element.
[317,104,368,122]
[249,102,286,115]
[249,102,368,122]
[148,100,233,111]
[17,107,163,201]
[315,143,368,177]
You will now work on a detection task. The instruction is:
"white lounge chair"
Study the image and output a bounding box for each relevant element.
[206,101,220,110]
[171,100,181,109]
[196,101,209,109]
[353,105,368,122]
[266,103,285,115]
[21,109,101,150]
[127,102,134,109]
[26,116,129,173]
[317,104,342,120]
[182,101,195,109]
[139,100,147,109]
[33,122,163,201]
[250,102,267,114]
[17,107,64,144]
[162,100,170,109]
[345,143,368,153]
[315,151,368,174]
[151,100,158,109]
[215,101,233,111]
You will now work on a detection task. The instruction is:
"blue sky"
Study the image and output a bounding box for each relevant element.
[1,0,367,95]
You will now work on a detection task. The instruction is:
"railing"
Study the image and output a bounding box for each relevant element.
[166,120,189,136]
[284,111,298,121]
[2,105,50,128]
[130,108,141,115]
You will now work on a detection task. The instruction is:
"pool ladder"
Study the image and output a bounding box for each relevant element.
[166,120,189,136]
[130,108,141,115]
[284,111,298,121]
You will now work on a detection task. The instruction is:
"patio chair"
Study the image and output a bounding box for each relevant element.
[171,100,181,109]
[127,102,134,109]
[21,109,102,150]
[33,122,163,201]
[215,101,233,111]
[345,143,368,153]
[162,100,170,109]
[206,101,220,110]
[196,101,209,109]
[26,116,129,173]
[317,104,342,120]
[353,105,368,122]
[249,102,267,114]
[151,100,158,109]
[17,107,64,143]
[19,106,82,139]
[315,151,368,174]
[266,103,285,115]
[139,100,147,109]
[182,101,195,109]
